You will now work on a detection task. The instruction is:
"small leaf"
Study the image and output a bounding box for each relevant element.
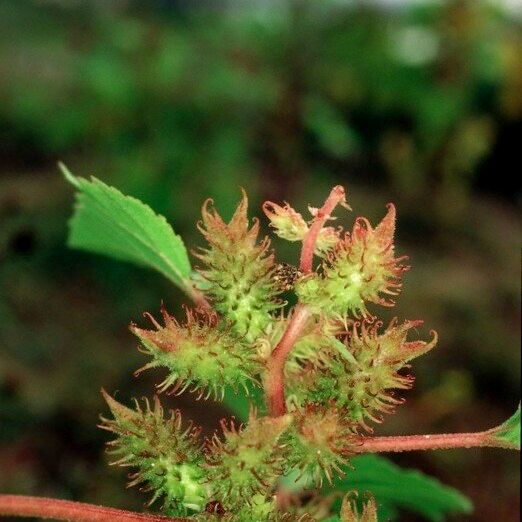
[490,404,521,450]
[60,163,192,291]
[324,455,473,521]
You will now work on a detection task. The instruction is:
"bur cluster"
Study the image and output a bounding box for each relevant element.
[100,188,437,521]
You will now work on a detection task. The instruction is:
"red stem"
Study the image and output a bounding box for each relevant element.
[354,430,517,453]
[265,305,311,416]
[299,185,345,274]
[0,495,188,521]
[266,186,346,417]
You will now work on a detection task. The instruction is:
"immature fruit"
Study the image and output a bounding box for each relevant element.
[263,201,342,257]
[282,318,356,413]
[303,319,437,431]
[285,403,357,486]
[296,204,409,318]
[285,316,348,377]
[201,501,315,522]
[195,191,281,342]
[131,306,259,400]
[263,201,309,242]
[99,391,207,516]
[200,494,317,522]
[205,412,292,508]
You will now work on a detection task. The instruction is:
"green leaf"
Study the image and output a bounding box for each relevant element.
[490,404,521,450]
[324,455,473,522]
[60,163,192,291]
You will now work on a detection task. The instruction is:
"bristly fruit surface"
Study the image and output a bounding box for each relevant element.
[288,319,437,431]
[99,391,208,516]
[131,306,260,400]
[295,204,409,319]
[194,191,282,343]
[103,187,440,518]
[204,412,292,509]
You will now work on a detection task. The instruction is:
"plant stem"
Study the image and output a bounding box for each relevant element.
[0,495,188,521]
[266,186,346,417]
[299,185,345,273]
[184,282,211,310]
[265,304,311,416]
[192,288,211,309]
[354,430,517,453]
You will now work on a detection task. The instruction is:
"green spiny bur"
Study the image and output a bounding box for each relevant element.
[204,494,298,521]
[285,404,357,487]
[291,319,437,431]
[59,175,509,521]
[131,306,260,400]
[201,495,316,522]
[283,316,363,388]
[296,205,408,318]
[195,192,282,343]
[285,317,344,375]
[205,412,292,508]
[99,390,208,515]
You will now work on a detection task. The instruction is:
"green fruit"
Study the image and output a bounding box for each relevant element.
[195,192,282,342]
[131,306,260,400]
[100,391,208,515]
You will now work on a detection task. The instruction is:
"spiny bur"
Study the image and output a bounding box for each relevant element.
[195,192,282,343]
[199,494,317,522]
[131,306,260,400]
[295,204,409,319]
[204,412,292,509]
[284,316,349,376]
[99,390,207,516]
[292,319,437,431]
[285,403,357,487]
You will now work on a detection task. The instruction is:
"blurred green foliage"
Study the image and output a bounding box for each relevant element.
[0,0,520,520]
[2,0,521,210]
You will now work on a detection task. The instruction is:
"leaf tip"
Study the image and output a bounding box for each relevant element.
[58,161,80,188]
[490,403,521,450]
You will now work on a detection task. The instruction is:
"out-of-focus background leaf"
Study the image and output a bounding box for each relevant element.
[0,0,520,520]
[323,455,473,522]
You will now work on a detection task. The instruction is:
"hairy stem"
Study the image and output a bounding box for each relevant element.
[299,185,345,273]
[265,305,311,416]
[354,430,518,453]
[185,284,211,309]
[0,495,189,521]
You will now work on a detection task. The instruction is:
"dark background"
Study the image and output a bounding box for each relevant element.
[0,0,520,520]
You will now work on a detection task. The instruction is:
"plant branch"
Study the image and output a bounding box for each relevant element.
[299,185,346,274]
[0,495,189,521]
[265,304,311,416]
[265,186,347,417]
[185,283,211,310]
[354,429,519,454]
